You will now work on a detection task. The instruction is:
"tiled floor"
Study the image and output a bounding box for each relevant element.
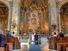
[13,37,57,51]
[13,43,55,51]
[42,44,49,51]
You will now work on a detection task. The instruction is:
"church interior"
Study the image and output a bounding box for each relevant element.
[0,0,68,51]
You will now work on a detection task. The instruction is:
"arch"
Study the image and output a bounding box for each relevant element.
[29,0,48,9]
[60,2,68,15]
[0,0,9,8]
[0,1,9,33]
[29,0,38,8]
[60,2,68,33]
[59,1,68,9]
[61,2,68,9]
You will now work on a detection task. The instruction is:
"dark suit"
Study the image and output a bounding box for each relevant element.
[0,34,5,47]
[34,34,38,44]
[59,32,64,37]
[7,32,12,38]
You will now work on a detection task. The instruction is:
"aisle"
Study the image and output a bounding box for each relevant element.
[29,44,41,51]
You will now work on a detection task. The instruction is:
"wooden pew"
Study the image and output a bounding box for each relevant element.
[57,42,68,51]
[14,37,20,49]
[5,37,20,51]
[49,36,68,50]
[5,37,15,51]
[49,37,58,50]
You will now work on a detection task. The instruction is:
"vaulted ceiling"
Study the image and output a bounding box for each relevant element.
[21,0,48,11]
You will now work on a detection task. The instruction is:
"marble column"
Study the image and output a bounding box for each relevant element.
[11,0,21,35]
[48,0,58,33]
[24,10,27,33]
[8,1,13,31]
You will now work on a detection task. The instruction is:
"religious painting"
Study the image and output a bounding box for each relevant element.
[31,18,37,25]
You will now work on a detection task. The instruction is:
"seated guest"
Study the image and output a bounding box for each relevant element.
[51,31,58,37]
[0,31,5,47]
[53,32,58,37]
[11,32,16,38]
[59,32,64,37]
[18,32,22,40]
[7,31,12,38]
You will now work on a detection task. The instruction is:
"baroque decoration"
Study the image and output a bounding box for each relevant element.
[20,0,49,33]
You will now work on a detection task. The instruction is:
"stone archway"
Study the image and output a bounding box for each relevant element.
[0,1,9,33]
[60,3,68,33]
